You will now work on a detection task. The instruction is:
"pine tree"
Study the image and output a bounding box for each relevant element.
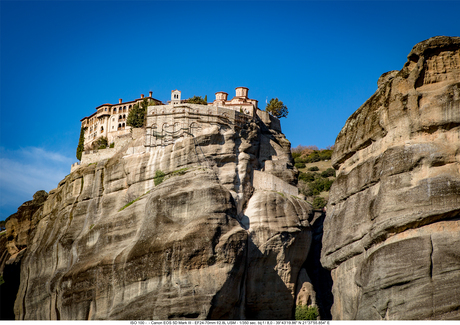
[76,127,86,161]
[127,98,153,128]
[266,98,288,118]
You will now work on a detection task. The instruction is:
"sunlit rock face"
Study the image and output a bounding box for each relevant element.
[5,116,313,320]
[321,36,460,320]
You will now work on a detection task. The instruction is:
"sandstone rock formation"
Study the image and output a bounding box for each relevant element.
[322,36,460,320]
[0,190,48,319]
[2,114,314,320]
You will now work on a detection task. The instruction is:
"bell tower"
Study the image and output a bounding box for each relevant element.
[171,90,181,105]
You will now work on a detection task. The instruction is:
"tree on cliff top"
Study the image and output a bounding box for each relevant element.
[127,98,156,128]
[266,98,288,118]
[187,95,207,105]
[76,126,86,161]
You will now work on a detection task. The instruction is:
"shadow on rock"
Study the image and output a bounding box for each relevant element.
[208,236,297,320]
[305,211,333,320]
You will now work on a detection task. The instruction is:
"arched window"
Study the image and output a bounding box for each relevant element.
[105,108,107,111]
[122,123,125,127]
[101,126,104,133]
[118,123,121,128]
[119,115,122,120]
[123,114,126,119]
[109,108,111,112]
[123,106,126,112]
[129,105,132,108]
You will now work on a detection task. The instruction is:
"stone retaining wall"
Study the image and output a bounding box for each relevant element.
[145,104,252,147]
[253,170,298,196]
[81,148,117,165]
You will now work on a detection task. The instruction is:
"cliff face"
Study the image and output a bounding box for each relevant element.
[4,115,314,320]
[322,36,460,320]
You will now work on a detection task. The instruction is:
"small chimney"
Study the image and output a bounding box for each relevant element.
[141,94,144,99]
[149,91,153,97]
[119,99,122,104]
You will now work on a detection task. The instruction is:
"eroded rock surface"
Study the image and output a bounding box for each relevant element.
[322,36,460,320]
[5,116,313,320]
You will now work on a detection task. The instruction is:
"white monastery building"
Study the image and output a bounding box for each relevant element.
[80,87,259,150]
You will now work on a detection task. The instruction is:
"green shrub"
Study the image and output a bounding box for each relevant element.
[292,152,301,160]
[96,137,108,149]
[295,304,319,320]
[295,149,334,164]
[299,172,315,183]
[127,98,156,128]
[308,166,319,171]
[109,142,115,148]
[308,178,334,195]
[321,168,336,178]
[154,170,166,186]
[312,197,327,209]
[294,157,306,164]
[295,162,306,169]
[319,149,333,161]
[307,151,321,163]
[187,95,207,105]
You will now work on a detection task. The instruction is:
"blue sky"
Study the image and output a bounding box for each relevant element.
[1,1,459,220]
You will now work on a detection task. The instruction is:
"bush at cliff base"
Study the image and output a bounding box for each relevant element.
[312,196,327,209]
[295,304,319,320]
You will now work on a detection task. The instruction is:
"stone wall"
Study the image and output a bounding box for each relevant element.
[81,148,117,165]
[107,129,131,146]
[145,104,252,147]
[70,162,80,173]
[256,109,281,132]
[253,170,298,196]
[71,128,147,172]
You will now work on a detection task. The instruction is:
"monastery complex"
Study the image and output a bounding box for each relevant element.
[73,86,296,196]
[80,87,260,150]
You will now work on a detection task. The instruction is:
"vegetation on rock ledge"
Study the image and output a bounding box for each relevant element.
[292,144,336,210]
[154,170,166,186]
[295,304,319,320]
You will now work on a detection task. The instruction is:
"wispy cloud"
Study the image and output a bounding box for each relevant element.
[0,147,74,220]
